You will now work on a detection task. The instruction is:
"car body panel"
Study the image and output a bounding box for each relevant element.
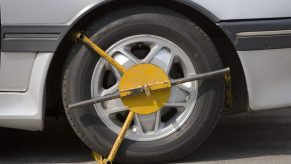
[1,0,291,25]
[194,0,291,21]
[1,0,101,25]
[238,49,291,110]
[0,53,53,130]
[0,52,36,91]
[1,0,291,130]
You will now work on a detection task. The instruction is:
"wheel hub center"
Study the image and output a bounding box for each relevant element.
[119,64,171,115]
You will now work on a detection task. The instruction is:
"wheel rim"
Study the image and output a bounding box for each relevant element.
[91,35,198,141]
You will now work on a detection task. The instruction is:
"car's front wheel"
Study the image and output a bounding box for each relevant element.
[62,6,225,163]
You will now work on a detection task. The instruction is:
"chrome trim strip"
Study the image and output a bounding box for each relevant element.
[237,29,291,37]
[4,33,60,39]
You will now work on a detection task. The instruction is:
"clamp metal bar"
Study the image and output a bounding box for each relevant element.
[171,68,230,85]
[68,93,121,109]
[76,33,127,74]
[106,111,135,163]
[68,68,230,110]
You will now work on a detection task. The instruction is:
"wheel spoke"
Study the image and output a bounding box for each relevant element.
[154,111,161,132]
[104,106,128,115]
[109,65,122,80]
[167,85,189,104]
[103,62,122,80]
[101,82,119,96]
[164,102,187,113]
[143,44,163,63]
[176,82,193,93]
[133,114,144,134]
[164,102,187,107]
[149,49,175,73]
[118,47,141,65]
[165,54,175,74]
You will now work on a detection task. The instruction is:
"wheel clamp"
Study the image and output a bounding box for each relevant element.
[69,33,231,164]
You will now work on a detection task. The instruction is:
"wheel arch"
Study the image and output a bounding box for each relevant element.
[46,0,248,113]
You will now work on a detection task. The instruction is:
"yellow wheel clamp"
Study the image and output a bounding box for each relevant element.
[69,33,231,164]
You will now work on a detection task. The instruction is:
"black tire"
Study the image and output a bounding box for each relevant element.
[62,6,225,164]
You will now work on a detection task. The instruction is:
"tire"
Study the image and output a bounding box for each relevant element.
[62,6,225,164]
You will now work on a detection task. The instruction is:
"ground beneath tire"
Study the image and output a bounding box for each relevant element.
[1,108,291,164]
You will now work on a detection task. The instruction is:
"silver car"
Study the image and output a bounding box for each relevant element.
[1,0,291,163]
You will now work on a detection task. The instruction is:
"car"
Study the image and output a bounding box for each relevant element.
[1,0,291,163]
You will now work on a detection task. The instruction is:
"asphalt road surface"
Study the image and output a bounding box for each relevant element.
[1,108,291,164]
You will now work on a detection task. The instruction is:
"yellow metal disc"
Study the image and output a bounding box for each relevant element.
[119,64,171,115]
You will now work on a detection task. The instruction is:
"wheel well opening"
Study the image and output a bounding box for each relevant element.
[46,0,248,116]
[179,8,248,113]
